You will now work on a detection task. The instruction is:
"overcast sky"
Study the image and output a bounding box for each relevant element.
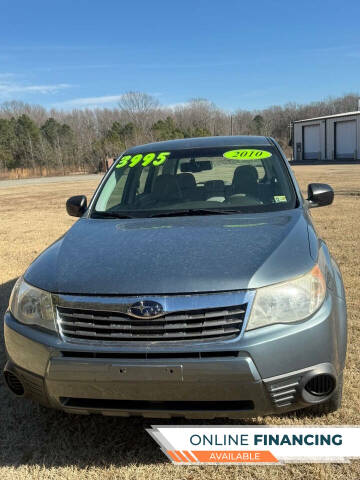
[1,0,359,111]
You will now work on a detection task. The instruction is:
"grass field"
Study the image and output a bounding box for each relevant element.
[0,164,359,480]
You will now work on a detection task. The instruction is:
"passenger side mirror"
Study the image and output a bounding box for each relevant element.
[66,195,87,217]
[307,183,334,208]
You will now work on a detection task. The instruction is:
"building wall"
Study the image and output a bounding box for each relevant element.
[293,120,325,161]
[325,114,359,160]
[293,114,360,161]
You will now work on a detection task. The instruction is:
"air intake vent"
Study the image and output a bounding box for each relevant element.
[305,374,335,397]
[60,398,254,411]
[61,350,239,359]
[265,379,300,408]
[4,372,24,396]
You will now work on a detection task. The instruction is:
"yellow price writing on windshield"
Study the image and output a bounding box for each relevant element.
[116,152,171,168]
[223,149,272,160]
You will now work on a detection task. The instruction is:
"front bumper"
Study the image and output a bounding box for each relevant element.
[3,292,346,418]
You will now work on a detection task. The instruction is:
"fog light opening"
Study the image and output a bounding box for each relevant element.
[4,371,25,396]
[305,374,335,397]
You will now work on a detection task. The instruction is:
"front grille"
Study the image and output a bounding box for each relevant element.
[57,304,247,343]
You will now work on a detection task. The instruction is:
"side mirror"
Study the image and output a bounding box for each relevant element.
[307,183,334,208]
[66,195,87,217]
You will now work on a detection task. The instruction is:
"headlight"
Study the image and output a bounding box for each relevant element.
[9,277,56,332]
[246,264,326,331]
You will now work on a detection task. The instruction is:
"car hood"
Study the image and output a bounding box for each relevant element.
[25,209,315,295]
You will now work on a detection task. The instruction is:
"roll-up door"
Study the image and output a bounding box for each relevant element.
[335,120,356,159]
[303,125,320,160]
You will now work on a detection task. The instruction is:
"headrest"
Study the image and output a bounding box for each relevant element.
[204,180,225,193]
[152,174,182,202]
[177,173,196,190]
[232,165,258,193]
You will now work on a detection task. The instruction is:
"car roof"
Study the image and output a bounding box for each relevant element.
[125,135,272,154]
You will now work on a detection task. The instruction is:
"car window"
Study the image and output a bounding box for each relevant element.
[92,146,296,217]
[177,157,266,184]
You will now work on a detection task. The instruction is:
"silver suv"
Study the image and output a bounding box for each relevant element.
[3,136,347,418]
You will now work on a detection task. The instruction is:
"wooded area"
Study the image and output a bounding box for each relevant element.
[0,92,358,178]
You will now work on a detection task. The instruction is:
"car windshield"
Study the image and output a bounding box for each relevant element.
[91,146,297,218]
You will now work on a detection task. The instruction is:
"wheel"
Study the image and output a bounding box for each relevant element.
[312,373,343,414]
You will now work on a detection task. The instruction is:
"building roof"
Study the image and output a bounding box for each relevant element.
[293,111,360,123]
[126,135,271,154]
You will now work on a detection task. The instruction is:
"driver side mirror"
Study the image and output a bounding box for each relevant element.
[307,183,334,208]
[66,195,87,217]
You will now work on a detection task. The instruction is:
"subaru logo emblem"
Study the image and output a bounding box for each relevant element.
[128,300,164,319]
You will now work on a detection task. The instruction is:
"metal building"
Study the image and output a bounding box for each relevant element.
[292,111,360,161]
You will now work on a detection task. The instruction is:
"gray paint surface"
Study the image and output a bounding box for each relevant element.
[126,135,271,155]
[25,210,314,295]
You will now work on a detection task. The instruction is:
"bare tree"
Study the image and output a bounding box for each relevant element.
[118,91,159,115]
[118,92,160,143]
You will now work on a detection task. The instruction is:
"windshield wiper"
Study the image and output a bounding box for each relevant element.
[92,208,243,219]
[91,211,136,219]
[149,208,242,218]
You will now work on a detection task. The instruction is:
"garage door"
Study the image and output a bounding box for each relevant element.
[335,121,356,159]
[303,125,320,160]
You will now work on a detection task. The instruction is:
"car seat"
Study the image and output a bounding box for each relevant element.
[151,174,183,205]
[231,165,259,196]
[177,173,203,200]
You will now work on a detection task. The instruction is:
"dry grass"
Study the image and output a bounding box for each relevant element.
[0,167,91,180]
[0,165,359,479]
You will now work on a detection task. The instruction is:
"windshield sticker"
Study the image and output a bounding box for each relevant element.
[274,195,287,203]
[116,152,171,169]
[223,149,272,160]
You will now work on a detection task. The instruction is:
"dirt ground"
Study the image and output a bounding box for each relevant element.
[0,164,359,480]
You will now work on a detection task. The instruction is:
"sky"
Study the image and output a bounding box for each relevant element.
[1,0,360,112]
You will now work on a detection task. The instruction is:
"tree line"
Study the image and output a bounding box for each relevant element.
[0,92,358,174]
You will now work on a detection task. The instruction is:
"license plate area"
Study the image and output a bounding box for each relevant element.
[111,364,183,381]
